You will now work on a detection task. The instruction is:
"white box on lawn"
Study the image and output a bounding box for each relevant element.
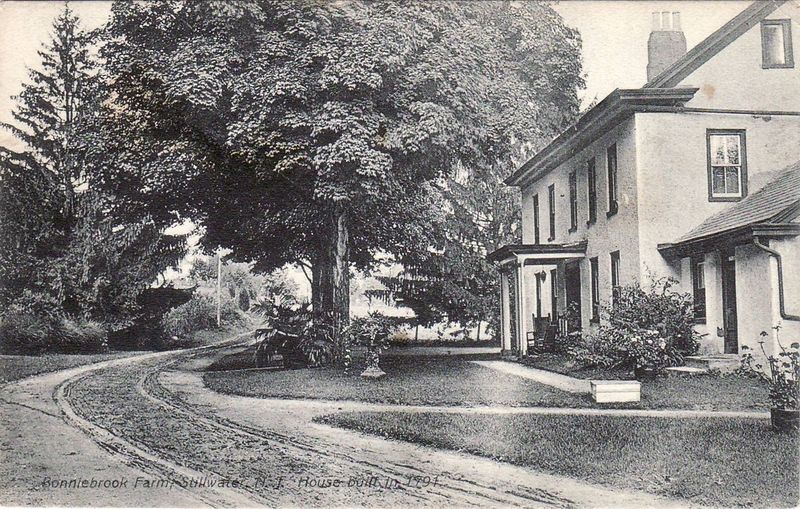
[590,380,641,403]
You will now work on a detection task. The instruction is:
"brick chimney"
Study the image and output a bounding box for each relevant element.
[647,11,687,81]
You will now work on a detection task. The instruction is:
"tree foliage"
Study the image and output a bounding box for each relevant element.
[92,0,584,355]
[0,5,185,329]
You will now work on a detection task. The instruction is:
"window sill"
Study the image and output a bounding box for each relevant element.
[606,210,617,219]
[762,62,795,69]
[693,317,707,324]
[547,237,555,242]
[708,195,744,203]
[568,226,577,233]
[586,219,596,228]
[606,201,618,218]
[589,317,600,324]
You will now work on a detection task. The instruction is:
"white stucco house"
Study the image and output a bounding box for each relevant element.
[489,0,800,362]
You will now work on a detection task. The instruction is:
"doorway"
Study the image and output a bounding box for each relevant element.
[721,250,738,354]
[565,262,582,330]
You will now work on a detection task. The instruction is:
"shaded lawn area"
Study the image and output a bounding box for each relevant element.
[204,353,591,407]
[527,353,770,412]
[0,351,142,383]
[318,411,799,508]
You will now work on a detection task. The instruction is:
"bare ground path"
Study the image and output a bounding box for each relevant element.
[0,350,211,507]
[1,332,698,508]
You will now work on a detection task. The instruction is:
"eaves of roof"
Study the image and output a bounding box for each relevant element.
[505,88,698,188]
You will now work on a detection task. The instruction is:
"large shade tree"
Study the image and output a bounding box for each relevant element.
[91,0,583,358]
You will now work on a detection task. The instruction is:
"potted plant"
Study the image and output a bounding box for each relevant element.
[346,312,395,379]
[741,329,799,431]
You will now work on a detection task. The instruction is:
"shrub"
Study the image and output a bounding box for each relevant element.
[571,277,701,371]
[56,317,109,354]
[0,313,108,354]
[0,312,56,354]
[161,294,244,337]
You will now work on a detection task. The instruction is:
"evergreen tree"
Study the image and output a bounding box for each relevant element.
[0,5,185,328]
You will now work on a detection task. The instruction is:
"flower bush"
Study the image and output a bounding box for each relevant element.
[570,277,700,372]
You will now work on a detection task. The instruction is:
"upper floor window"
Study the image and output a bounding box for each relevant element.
[533,194,540,244]
[692,256,706,322]
[707,130,747,201]
[568,171,578,232]
[606,144,618,217]
[761,19,794,69]
[548,184,556,241]
[587,157,597,225]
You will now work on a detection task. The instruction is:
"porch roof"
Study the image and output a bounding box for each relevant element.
[658,162,800,257]
[487,241,588,264]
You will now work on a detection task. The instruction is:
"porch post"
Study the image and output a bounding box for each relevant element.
[516,261,528,356]
[500,270,512,351]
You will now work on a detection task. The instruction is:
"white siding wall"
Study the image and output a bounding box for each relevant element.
[678,3,800,111]
[520,117,642,328]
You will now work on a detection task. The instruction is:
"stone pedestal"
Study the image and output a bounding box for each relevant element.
[360,366,386,379]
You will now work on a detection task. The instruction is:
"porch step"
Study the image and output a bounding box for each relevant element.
[684,355,740,373]
[665,366,709,375]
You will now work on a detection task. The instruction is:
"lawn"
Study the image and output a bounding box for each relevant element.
[318,411,799,508]
[527,353,770,412]
[0,351,142,383]
[205,348,770,411]
[204,352,590,407]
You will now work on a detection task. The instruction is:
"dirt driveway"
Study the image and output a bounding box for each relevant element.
[1,334,694,508]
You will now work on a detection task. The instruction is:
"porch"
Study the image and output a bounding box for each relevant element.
[488,242,587,356]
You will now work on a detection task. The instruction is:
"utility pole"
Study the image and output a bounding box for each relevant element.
[216,247,222,327]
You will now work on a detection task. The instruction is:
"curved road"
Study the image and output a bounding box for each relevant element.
[1,332,692,508]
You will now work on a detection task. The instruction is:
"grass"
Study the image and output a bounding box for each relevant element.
[205,348,770,411]
[318,411,799,508]
[204,352,590,407]
[0,351,142,383]
[527,352,770,412]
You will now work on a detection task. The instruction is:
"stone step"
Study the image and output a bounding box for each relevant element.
[684,355,740,373]
[665,366,709,375]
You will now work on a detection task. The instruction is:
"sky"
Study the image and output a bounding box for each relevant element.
[0,0,751,136]
[0,0,753,295]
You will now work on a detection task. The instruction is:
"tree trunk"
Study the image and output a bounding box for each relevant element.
[310,206,350,364]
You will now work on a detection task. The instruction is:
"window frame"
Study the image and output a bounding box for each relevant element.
[533,194,540,244]
[706,129,748,202]
[761,19,794,69]
[587,157,597,225]
[568,170,578,233]
[548,184,556,241]
[610,250,621,305]
[606,144,619,217]
[692,256,707,323]
[590,257,600,323]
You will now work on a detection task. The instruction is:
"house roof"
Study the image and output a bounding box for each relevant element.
[504,88,698,187]
[669,161,800,246]
[644,0,787,88]
[506,0,788,188]
[487,241,587,263]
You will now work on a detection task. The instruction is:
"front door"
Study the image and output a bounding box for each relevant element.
[565,263,582,330]
[721,250,738,354]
